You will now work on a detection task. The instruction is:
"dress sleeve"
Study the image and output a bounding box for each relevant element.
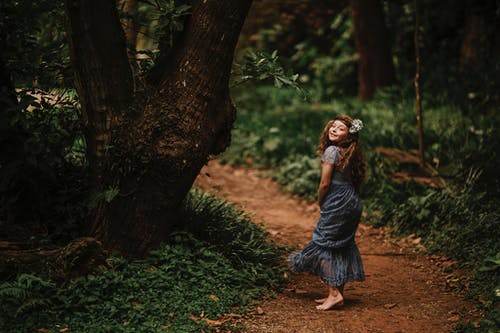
[321,146,339,164]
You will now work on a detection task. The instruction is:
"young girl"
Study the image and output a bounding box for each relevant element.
[288,114,366,310]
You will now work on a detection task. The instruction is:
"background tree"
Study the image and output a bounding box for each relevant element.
[349,0,396,100]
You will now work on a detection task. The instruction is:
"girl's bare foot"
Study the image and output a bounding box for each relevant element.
[316,293,344,310]
[315,286,344,303]
[316,286,344,311]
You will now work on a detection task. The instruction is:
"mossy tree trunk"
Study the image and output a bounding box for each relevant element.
[64,0,252,256]
[349,0,396,100]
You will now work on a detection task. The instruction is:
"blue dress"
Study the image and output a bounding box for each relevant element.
[288,145,365,287]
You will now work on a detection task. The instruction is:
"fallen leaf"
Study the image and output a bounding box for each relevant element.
[447,315,460,322]
[225,313,242,318]
[478,295,488,305]
[384,303,397,309]
[59,329,70,333]
[205,318,224,327]
[210,294,220,302]
[256,306,264,315]
[294,289,307,294]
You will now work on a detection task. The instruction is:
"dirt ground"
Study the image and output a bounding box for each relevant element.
[194,161,475,333]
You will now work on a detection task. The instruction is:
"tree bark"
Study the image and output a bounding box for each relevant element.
[64,0,134,190]
[414,0,425,167]
[118,0,139,79]
[64,0,252,257]
[118,0,138,54]
[350,0,396,100]
[0,51,18,130]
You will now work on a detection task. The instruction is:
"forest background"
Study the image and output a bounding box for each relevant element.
[0,0,499,332]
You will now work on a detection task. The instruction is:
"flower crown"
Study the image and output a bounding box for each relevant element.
[349,119,363,134]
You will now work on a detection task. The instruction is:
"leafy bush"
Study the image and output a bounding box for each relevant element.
[0,189,287,333]
[0,89,87,244]
[271,155,320,202]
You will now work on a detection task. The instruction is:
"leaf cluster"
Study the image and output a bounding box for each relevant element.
[232,50,307,99]
[0,89,87,244]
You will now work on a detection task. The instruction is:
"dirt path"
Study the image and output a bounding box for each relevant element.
[195,161,472,333]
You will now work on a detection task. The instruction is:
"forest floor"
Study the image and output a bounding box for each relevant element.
[194,160,477,333]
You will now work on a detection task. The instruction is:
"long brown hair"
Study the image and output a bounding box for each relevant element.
[317,115,366,192]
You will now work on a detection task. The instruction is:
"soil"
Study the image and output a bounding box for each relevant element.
[194,160,476,333]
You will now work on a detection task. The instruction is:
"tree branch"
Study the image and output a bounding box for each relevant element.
[160,0,252,91]
[64,0,134,185]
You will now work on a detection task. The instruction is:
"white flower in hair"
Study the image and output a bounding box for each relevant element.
[349,119,363,133]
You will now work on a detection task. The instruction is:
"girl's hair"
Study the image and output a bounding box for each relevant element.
[318,114,366,192]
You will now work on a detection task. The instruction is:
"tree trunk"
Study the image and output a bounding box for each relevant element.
[350,0,396,100]
[414,0,425,167]
[118,0,139,79]
[118,0,138,53]
[0,51,18,130]
[64,0,252,257]
[461,14,485,66]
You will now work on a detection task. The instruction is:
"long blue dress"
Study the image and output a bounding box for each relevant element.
[288,145,365,287]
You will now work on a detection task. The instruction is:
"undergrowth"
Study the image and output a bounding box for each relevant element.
[0,189,287,333]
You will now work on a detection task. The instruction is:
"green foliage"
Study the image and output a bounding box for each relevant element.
[153,1,191,40]
[272,155,320,202]
[0,274,54,319]
[240,2,356,100]
[180,189,288,272]
[0,190,287,333]
[0,89,87,244]
[0,0,71,87]
[232,50,307,98]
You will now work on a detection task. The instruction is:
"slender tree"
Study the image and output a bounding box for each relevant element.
[64,0,253,256]
[349,0,396,100]
[413,0,425,166]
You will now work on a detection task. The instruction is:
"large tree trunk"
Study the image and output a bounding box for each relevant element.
[350,0,396,100]
[64,0,252,257]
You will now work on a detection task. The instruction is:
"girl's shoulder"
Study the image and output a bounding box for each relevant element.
[322,145,340,163]
[323,145,341,155]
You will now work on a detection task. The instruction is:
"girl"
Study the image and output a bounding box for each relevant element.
[288,114,366,310]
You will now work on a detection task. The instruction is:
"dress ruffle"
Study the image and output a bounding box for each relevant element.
[288,241,365,287]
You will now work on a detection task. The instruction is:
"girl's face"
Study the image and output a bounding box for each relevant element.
[328,120,349,143]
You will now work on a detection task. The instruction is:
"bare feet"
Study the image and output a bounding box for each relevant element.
[315,287,344,304]
[315,293,344,311]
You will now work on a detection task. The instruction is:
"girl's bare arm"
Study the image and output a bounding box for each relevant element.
[318,162,334,206]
